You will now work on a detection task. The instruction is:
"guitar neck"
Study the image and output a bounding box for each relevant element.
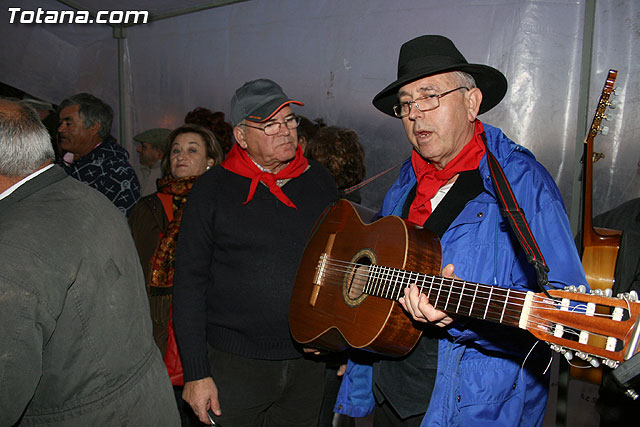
[364,265,528,328]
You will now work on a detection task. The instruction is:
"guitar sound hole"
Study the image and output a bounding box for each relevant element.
[348,262,370,299]
[343,250,375,307]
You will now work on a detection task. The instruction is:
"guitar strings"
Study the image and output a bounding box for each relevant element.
[320,257,628,320]
[317,265,620,356]
[319,260,545,329]
[316,257,632,349]
[316,267,613,353]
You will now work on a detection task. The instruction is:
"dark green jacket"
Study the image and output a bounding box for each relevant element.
[0,166,179,426]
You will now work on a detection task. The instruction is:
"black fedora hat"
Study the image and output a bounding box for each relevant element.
[373,35,507,117]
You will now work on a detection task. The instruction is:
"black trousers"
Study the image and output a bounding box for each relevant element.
[372,398,424,427]
[207,346,325,427]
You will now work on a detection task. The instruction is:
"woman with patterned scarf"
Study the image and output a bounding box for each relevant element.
[128,123,223,423]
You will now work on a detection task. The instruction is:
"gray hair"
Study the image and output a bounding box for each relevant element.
[58,93,113,139]
[451,71,477,89]
[0,98,55,177]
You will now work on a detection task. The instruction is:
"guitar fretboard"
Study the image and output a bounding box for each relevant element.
[363,264,529,328]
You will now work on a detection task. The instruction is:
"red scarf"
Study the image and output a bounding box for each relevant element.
[148,175,198,289]
[222,143,309,208]
[409,120,486,226]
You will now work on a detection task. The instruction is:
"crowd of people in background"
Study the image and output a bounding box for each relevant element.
[2,76,370,426]
[1,33,636,427]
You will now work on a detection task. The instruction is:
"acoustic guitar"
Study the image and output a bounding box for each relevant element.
[573,69,623,383]
[289,199,640,369]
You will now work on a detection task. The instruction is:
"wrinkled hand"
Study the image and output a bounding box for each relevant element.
[182,377,220,424]
[399,264,457,327]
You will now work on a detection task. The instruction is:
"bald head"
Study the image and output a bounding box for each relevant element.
[0,98,54,181]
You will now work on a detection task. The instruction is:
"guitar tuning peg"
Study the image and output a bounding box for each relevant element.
[589,358,600,368]
[577,285,587,293]
[600,126,610,135]
[604,288,612,297]
[630,291,638,302]
[608,100,617,109]
[576,351,588,360]
[567,285,577,292]
[603,359,619,369]
[563,350,573,361]
[592,288,603,296]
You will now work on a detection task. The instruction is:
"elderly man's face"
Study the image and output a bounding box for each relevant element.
[136,142,163,168]
[236,106,298,173]
[58,104,98,156]
[398,72,481,170]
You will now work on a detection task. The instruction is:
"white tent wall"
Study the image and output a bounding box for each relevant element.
[0,0,119,128]
[2,0,638,216]
[124,0,590,213]
[2,0,638,218]
[590,0,640,217]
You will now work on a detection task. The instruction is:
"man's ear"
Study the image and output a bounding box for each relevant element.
[233,126,248,149]
[466,88,483,121]
[88,120,101,137]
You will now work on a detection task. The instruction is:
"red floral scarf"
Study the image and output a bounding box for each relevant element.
[148,175,198,289]
[222,143,308,208]
[409,120,486,226]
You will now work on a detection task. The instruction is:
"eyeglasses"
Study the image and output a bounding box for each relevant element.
[392,86,469,118]
[242,116,301,136]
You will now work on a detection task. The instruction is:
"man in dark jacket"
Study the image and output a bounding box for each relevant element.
[0,98,179,426]
[58,92,140,216]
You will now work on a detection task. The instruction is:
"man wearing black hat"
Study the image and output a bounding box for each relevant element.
[335,35,587,426]
[172,79,338,426]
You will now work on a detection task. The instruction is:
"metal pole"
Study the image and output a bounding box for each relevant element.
[114,26,127,147]
[569,0,597,237]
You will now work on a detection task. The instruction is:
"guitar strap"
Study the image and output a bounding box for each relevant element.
[401,169,484,238]
[480,132,552,297]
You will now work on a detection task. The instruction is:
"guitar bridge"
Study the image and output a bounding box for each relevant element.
[309,253,328,306]
[314,253,328,286]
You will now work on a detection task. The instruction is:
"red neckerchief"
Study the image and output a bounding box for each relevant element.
[409,120,486,226]
[222,143,308,209]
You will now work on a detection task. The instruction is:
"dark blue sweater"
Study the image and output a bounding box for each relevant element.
[173,161,338,381]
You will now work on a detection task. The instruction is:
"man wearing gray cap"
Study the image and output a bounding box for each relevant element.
[173,78,338,426]
[133,127,171,196]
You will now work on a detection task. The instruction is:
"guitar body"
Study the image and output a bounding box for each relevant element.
[289,199,442,357]
[582,227,621,292]
[572,227,621,383]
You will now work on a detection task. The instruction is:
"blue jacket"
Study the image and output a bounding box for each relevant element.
[335,123,587,426]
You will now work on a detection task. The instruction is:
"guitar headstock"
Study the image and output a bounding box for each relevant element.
[526,287,640,368]
[587,69,617,141]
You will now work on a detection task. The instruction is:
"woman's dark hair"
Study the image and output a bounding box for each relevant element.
[162,123,223,176]
[305,126,366,189]
[184,107,233,155]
